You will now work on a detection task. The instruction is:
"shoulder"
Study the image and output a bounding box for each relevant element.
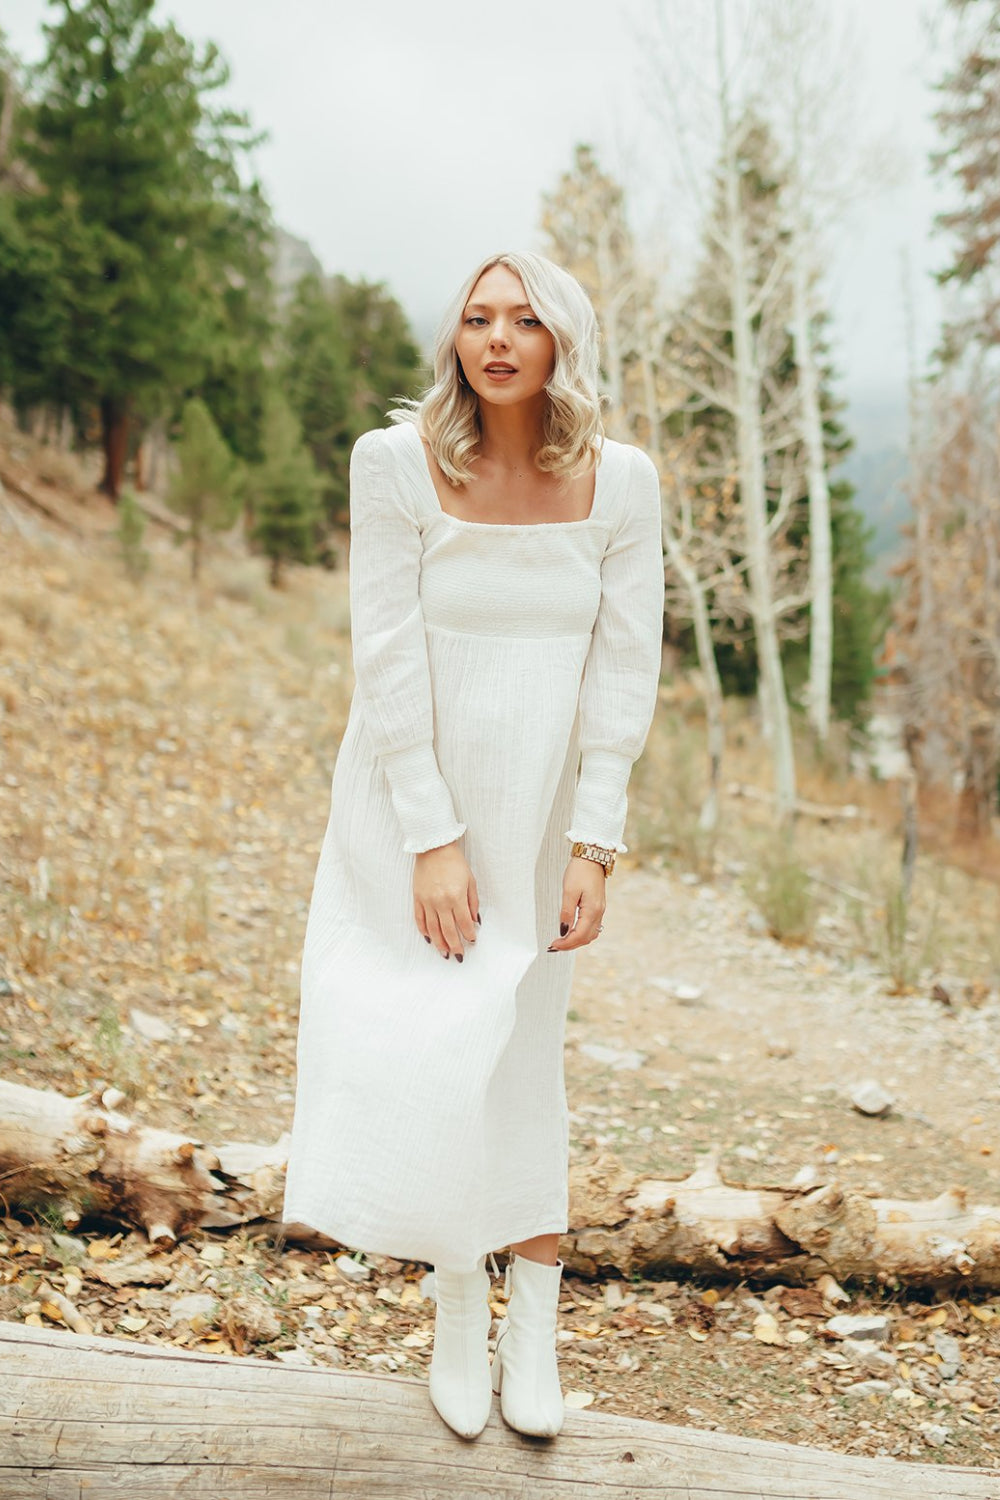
[598,438,658,483]
[622,441,659,489]
[599,439,660,523]
[351,421,417,468]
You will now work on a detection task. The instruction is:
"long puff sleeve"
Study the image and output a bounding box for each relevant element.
[347,428,467,855]
[565,446,665,853]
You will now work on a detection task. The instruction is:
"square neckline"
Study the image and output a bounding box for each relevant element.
[404,421,610,532]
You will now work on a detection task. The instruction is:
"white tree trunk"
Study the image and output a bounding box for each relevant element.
[717,0,797,821]
[791,236,834,743]
[640,358,726,830]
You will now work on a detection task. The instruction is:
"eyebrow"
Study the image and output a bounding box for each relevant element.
[464,302,536,313]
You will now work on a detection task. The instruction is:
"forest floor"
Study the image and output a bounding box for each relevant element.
[2,436,1000,1472]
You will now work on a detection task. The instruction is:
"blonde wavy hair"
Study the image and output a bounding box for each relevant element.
[389,251,604,485]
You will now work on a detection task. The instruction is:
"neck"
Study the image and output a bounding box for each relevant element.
[476,395,548,470]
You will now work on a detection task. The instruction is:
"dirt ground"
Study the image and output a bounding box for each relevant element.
[2,453,1000,1472]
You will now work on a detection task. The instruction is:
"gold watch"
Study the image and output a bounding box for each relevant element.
[570,840,616,877]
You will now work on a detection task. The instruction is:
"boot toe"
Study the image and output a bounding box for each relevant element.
[500,1384,564,1437]
[429,1369,492,1438]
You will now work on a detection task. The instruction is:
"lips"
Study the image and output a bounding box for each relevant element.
[484,363,516,373]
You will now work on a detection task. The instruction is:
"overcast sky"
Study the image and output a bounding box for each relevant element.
[6,0,954,449]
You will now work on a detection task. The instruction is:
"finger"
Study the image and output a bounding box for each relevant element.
[468,875,481,927]
[456,889,478,946]
[558,903,604,951]
[547,895,581,953]
[426,910,451,959]
[438,909,465,961]
[414,899,432,945]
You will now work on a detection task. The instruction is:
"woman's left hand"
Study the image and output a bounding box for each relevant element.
[547,856,607,952]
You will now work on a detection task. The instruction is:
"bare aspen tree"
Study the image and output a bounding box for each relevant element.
[644,0,804,819]
[541,147,732,829]
[893,373,1000,838]
[758,0,864,745]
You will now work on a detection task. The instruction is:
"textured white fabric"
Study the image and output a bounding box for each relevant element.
[282,419,664,1271]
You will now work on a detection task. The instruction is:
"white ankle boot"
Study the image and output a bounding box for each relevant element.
[490,1252,565,1436]
[428,1255,493,1438]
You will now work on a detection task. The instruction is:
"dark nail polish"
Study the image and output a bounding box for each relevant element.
[443,952,449,960]
[547,945,557,952]
[424,935,431,943]
[476,913,482,926]
[455,953,463,963]
[559,922,569,937]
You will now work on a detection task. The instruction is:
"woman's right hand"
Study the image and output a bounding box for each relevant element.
[414,842,480,961]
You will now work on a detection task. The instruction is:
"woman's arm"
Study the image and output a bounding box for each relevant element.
[565,444,665,853]
[348,427,467,856]
[549,446,664,955]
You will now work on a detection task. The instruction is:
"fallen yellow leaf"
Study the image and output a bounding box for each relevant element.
[753,1312,785,1346]
[86,1239,121,1261]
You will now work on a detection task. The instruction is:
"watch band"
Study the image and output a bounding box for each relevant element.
[570,840,616,876]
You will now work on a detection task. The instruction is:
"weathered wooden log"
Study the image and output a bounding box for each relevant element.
[2,1321,997,1500]
[0,1080,287,1246]
[4,1080,1000,1289]
[562,1152,1000,1290]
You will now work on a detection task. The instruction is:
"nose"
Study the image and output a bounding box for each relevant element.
[489,320,511,350]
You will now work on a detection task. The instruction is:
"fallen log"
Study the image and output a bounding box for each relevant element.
[0,1079,287,1246]
[563,1153,1000,1289]
[2,1321,997,1500]
[3,1079,1000,1289]
[726,780,866,822]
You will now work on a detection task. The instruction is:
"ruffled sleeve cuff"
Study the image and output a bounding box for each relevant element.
[378,742,467,855]
[564,748,634,855]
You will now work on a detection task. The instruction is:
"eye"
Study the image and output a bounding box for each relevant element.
[519,317,542,328]
[464,315,488,326]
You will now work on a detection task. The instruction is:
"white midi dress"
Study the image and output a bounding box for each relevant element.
[281,419,665,1273]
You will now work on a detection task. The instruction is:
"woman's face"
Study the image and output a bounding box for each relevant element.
[454,263,556,408]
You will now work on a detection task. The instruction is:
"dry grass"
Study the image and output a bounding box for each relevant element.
[625,696,999,993]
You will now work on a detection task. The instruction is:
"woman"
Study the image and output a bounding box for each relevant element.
[282,250,665,1440]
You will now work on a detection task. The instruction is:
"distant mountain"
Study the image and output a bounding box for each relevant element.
[270,227,324,309]
[839,386,911,581]
[841,444,910,581]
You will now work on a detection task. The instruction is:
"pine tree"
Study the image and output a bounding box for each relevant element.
[167,397,240,580]
[116,486,150,583]
[282,273,422,525]
[248,395,324,587]
[20,0,272,496]
[282,273,352,522]
[329,275,423,440]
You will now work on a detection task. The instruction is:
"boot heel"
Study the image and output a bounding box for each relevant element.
[490,1329,506,1394]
